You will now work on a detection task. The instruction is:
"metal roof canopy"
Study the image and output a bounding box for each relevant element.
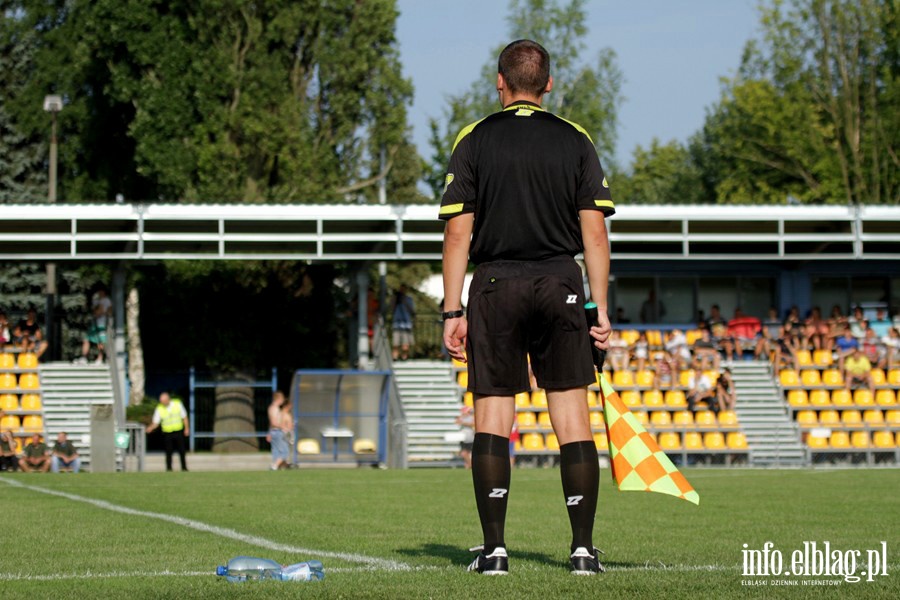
[0,203,898,261]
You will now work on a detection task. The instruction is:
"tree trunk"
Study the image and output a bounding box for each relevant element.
[126,287,145,406]
[213,376,260,453]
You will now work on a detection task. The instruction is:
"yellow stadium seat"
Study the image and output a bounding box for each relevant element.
[296,438,320,455]
[685,330,702,345]
[809,389,831,406]
[875,389,896,406]
[822,369,843,386]
[589,411,604,428]
[807,434,828,448]
[703,370,719,386]
[787,389,808,406]
[796,410,818,427]
[657,432,681,450]
[801,369,822,387]
[850,431,869,449]
[545,433,560,451]
[0,373,16,389]
[704,432,726,450]
[22,415,42,432]
[840,410,862,426]
[633,411,649,426]
[586,390,598,407]
[818,409,840,425]
[521,432,544,451]
[0,354,15,368]
[672,410,694,427]
[593,431,608,448]
[613,371,634,387]
[718,411,738,427]
[19,394,41,410]
[829,431,850,449]
[650,411,672,428]
[537,411,552,428]
[530,390,548,409]
[872,431,895,449]
[726,432,748,450]
[463,392,474,407]
[888,369,900,385]
[779,370,800,387]
[514,391,531,409]
[870,369,885,385]
[642,390,663,407]
[635,370,655,387]
[831,389,852,406]
[621,330,640,345]
[679,370,693,388]
[664,390,687,408]
[647,330,663,347]
[0,415,20,430]
[887,410,900,425]
[457,371,468,388]
[353,438,376,454]
[621,390,641,407]
[17,353,38,369]
[694,410,716,428]
[516,412,537,429]
[514,439,522,452]
[18,373,40,390]
[684,432,704,450]
[863,409,883,425]
[795,350,812,367]
[853,389,874,406]
[813,350,833,367]
[0,393,17,411]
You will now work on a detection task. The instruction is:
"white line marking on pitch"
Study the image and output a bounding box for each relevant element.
[0,477,411,572]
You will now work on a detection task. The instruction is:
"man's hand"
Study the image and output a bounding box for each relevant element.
[589,309,612,351]
[443,317,468,362]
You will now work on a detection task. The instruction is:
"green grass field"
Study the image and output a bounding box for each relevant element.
[1,467,898,599]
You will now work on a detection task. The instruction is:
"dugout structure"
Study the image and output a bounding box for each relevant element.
[289,369,391,466]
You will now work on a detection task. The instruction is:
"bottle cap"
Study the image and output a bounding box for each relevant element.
[216,566,227,576]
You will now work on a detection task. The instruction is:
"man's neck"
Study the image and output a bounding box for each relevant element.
[503,95,543,109]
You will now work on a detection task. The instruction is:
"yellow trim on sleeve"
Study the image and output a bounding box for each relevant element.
[451,118,487,153]
[594,200,615,209]
[558,116,595,144]
[440,203,465,216]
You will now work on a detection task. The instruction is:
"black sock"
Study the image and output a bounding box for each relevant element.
[559,440,600,552]
[471,432,510,554]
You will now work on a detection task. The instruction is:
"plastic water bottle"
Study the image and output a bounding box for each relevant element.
[216,556,325,582]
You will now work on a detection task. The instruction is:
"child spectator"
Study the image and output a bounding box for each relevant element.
[51,431,81,473]
[19,433,50,472]
[685,366,714,413]
[632,331,649,373]
[665,329,692,370]
[652,351,676,390]
[715,368,737,413]
[607,330,631,372]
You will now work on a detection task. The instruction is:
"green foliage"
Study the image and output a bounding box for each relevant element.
[124,396,157,426]
[425,0,623,199]
[613,139,707,205]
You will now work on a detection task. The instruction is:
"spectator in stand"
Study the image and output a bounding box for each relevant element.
[754,307,782,361]
[843,347,875,394]
[50,431,81,473]
[16,309,48,359]
[847,306,866,339]
[19,433,50,472]
[784,305,801,326]
[665,329,692,370]
[861,327,882,366]
[881,327,899,370]
[693,327,720,371]
[715,368,737,413]
[708,305,735,363]
[77,286,113,364]
[0,429,18,471]
[0,311,10,348]
[639,289,665,324]
[632,331,649,373]
[834,328,860,371]
[652,351,676,391]
[685,366,714,413]
[391,285,416,361]
[869,308,892,338]
[774,322,800,370]
[803,306,831,351]
[727,307,761,359]
[607,329,631,373]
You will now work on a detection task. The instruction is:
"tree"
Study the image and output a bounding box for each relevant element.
[424,0,623,198]
[614,139,708,205]
[702,0,899,205]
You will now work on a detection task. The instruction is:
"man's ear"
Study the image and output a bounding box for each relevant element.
[497,73,505,91]
[545,75,554,94]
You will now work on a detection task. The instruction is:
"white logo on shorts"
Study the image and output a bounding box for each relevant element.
[566,295,577,304]
[566,495,583,506]
[489,488,508,498]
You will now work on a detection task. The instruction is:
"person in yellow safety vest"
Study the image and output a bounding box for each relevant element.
[146,392,189,471]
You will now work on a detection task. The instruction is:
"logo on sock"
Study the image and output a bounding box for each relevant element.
[488,488,508,498]
[566,495,583,506]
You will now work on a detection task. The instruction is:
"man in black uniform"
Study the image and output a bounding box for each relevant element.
[440,39,614,575]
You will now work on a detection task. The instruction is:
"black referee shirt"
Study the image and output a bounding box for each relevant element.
[439,100,614,264]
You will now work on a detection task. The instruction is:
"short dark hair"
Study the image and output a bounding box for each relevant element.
[498,39,550,97]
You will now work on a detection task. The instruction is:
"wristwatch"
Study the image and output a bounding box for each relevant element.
[441,309,465,321]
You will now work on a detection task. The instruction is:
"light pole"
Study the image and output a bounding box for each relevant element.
[43,95,63,360]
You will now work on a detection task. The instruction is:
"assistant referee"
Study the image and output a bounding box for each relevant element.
[440,39,614,576]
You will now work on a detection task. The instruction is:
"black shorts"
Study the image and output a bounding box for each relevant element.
[465,256,595,395]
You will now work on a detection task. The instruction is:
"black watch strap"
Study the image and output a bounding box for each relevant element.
[441,309,465,321]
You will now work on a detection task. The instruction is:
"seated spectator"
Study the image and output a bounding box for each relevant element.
[607,330,631,372]
[686,366,715,413]
[665,329,692,370]
[692,327,721,371]
[652,351,676,390]
[632,331,649,373]
[727,307,761,358]
[51,431,81,473]
[708,304,735,362]
[773,322,801,370]
[0,311,11,348]
[784,305,801,327]
[19,433,50,472]
[869,308,892,338]
[0,430,18,471]
[77,286,113,364]
[860,327,882,367]
[803,306,831,351]
[16,308,48,359]
[843,347,875,394]
[847,306,866,339]
[882,327,900,370]
[715,368,737,413]
[834,329,859,371]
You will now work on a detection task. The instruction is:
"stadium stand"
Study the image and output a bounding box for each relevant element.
[0,352,44,453]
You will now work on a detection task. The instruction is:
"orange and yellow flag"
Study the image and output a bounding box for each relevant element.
[597,373,700,505]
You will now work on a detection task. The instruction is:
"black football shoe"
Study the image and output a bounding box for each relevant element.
[570,546,606,575]
[467,545,509,575]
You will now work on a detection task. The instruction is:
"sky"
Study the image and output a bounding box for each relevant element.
[395,0,761,171]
